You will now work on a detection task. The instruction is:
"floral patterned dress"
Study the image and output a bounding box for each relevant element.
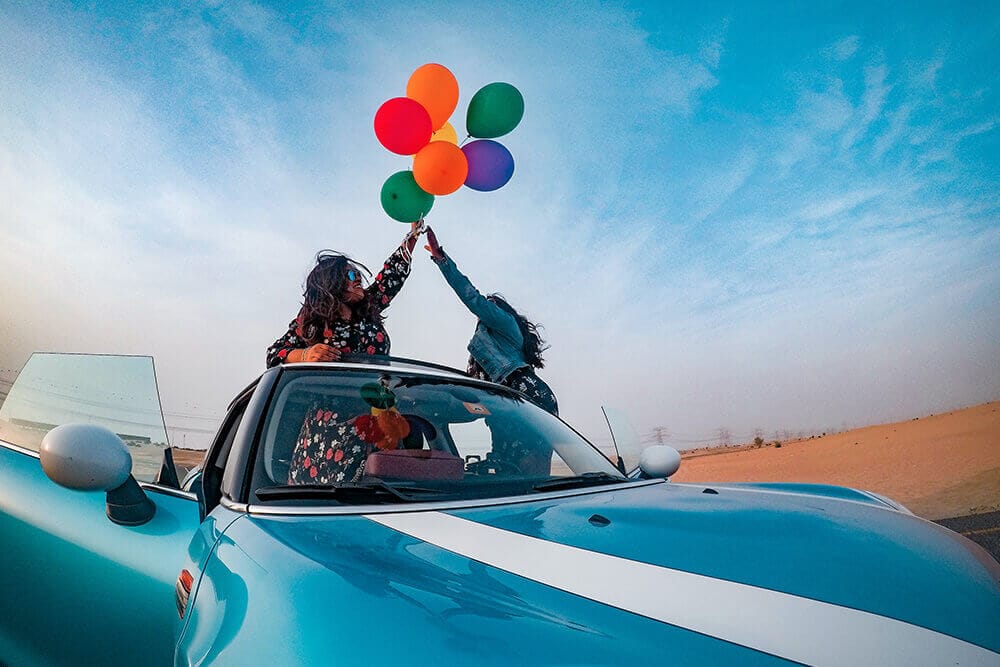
[266,237,414,367]
[287,400,415,484]
[288,407,372,484]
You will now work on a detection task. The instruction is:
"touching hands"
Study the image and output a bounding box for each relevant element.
[302,344,341,362]
[403,221,425,254]
[424,226,445,261]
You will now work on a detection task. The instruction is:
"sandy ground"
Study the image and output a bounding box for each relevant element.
[671,401,1000,520]
[171,448,207,471]
[172,400,1000,521]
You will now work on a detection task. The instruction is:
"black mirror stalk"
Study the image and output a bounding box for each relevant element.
[106,476,156,526]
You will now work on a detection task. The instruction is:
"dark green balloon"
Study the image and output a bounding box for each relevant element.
[380,171,434,222]
[466,82,524,139]
[360,382,396,409]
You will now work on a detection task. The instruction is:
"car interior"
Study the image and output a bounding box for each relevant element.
[259,375,472,487]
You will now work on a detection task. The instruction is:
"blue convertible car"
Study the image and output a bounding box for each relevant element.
[1,353,998,665]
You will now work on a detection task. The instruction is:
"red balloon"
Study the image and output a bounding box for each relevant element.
[374,98,433,155]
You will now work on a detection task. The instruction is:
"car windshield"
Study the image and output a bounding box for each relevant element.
[251,368,625,504]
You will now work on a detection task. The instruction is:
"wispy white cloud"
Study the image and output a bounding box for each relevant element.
[840,63,889,150]
[797,188,885,222]
[691,149,758,224]
[871,103,912,161]
[955,118,999,141]
[774,80,853,172]
[917,55,945,88]
[699,16,730,69]
[827,35,860,61]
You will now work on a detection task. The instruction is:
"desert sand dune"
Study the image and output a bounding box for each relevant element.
[670,401,1000,520]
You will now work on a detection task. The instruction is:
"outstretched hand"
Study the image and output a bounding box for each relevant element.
[424,226,445,260]
[403,221,423,253]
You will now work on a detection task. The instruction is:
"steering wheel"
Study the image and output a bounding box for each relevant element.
[464,454,522,476]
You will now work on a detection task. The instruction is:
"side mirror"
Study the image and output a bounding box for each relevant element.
[40,424,156,526]
[638,445,681,479]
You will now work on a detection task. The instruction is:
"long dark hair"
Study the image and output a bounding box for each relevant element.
[297,251,377,345]
[487,294,548,369]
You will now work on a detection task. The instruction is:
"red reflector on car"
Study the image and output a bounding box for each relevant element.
[175,569,194,618]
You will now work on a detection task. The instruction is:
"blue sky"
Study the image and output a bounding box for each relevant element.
[1,1,997,453]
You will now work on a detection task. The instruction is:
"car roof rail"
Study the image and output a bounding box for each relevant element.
[330,353,471,377]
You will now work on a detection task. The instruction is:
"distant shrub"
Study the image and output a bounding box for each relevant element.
[753,436,764,447]
[774,441,782,448]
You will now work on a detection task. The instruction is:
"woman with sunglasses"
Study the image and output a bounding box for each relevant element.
[423,226,558,416]
[266,224,420,367]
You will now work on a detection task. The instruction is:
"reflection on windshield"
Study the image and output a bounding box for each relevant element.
[0,353,169,481]
[256,370,622,502]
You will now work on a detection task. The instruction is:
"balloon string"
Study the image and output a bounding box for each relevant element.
[459,134,471,147]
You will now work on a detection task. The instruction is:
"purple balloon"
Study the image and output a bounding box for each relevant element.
[462,140,514,192]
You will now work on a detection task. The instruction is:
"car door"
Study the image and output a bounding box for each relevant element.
[0,353,204,665]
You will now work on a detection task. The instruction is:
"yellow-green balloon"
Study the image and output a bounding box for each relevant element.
[380,171,434,222]
[466,82,524,138]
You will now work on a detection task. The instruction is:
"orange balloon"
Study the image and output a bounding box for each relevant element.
[406,63,459,131]
[376,408,411,440]
[413,141,468,195]
[430,121,459,145]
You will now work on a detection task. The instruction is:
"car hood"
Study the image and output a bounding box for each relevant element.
[181,481,1000,666]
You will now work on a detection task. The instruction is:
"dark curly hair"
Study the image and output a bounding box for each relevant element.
[296,251,378,345]
[487,294,548,369]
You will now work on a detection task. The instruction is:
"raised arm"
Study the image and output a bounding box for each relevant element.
[367,226,419,311]
[425,228,523,345]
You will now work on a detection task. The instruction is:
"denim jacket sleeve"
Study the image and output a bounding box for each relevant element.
[433,254,523,345]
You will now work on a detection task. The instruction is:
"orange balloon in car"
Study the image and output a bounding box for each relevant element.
[376,409,411,441]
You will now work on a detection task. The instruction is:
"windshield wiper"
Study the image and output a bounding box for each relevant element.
[255,481,443,504]
[531,472,625,493]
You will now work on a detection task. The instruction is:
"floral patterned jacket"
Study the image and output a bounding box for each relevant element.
[266,235,414,367]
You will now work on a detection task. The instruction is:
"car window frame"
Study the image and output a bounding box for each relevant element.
[199,370,272,513]
[219,366,281,505]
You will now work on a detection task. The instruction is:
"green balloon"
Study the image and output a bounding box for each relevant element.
[380,171,434,222]
[360,382,396,409]
[466,82,524,139]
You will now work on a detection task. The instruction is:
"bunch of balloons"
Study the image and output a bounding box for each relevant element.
[375,63,524,223]
[354,381,411,450]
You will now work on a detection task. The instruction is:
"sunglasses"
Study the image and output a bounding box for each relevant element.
[345,269,361,282]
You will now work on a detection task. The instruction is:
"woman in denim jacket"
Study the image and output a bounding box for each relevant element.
[424,227,558,416]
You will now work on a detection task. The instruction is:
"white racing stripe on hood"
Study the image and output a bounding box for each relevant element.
[366,511,999,666]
